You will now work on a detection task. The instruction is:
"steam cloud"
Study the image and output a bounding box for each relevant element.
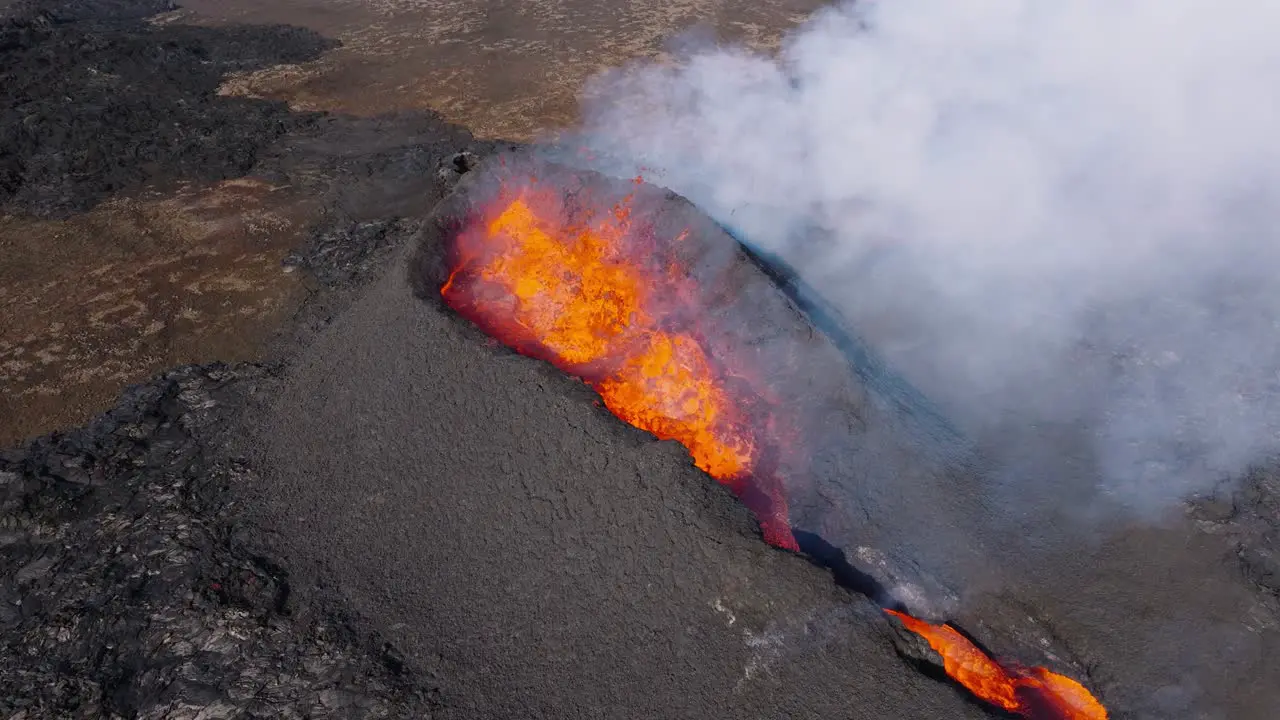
[565,0,1280,517]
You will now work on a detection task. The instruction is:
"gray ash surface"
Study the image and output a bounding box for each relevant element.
[1190,469,1280,604]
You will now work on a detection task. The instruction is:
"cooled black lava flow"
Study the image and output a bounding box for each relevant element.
[0,0,335,217]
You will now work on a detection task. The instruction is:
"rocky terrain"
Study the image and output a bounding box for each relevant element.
[1,364,440,719]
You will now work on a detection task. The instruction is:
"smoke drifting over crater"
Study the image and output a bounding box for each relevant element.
[563,0,1280,518]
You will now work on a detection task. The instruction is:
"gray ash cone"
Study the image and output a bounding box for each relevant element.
[243,149,996,720]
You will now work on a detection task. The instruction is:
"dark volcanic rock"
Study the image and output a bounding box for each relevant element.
[0,4,500,711]
[286,217,419,288]
[0,0,334,216]
[2,0,176,23]
[1190,467,1280,599]
[0,364,436,719]
[261,113,512,291]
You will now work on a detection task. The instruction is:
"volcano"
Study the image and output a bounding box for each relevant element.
[230,143,1280,720]
[413,152,1106,719]
[5,3,1280,718]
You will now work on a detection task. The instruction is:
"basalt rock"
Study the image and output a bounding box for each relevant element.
[0,364,437,719]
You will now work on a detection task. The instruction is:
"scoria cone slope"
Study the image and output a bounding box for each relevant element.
[247,156,1280,720]
[238,164,990,719]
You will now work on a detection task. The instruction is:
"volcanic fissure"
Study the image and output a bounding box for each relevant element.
[433,158,1108,720]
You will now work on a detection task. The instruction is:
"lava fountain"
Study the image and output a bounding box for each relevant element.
[441,170,797,551]
[436,161,1107,719]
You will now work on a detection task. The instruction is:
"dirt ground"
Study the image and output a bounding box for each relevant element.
[177,0,827,140]
[0,0,823,444]
[0,182,314,446]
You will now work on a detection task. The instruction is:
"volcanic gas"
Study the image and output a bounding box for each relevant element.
[437,163,1107,719]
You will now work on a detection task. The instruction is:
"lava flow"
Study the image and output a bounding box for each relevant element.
[886,609,1108,720]
[441,174,797,550]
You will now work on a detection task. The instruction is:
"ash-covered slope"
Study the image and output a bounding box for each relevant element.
[410,155,995,612]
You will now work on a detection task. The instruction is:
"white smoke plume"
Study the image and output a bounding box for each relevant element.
[566,0,1280,517]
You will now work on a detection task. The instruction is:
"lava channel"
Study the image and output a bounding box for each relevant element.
[441,173,797,551]
[886,610,1108,719]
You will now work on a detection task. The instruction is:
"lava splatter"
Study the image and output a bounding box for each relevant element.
[441,176,795,550]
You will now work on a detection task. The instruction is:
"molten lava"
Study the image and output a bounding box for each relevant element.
[441,175,796,550]
[885,609,1108,720]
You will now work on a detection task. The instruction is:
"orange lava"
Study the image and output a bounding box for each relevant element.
[441,176,796,550]
[886,609,1108,720]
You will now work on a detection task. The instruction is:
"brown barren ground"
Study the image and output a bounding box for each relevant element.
[179,0,827,140]
[0,180,315,445]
